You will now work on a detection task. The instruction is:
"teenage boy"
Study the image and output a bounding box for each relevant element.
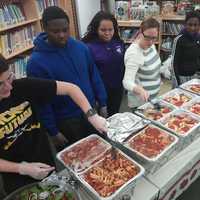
[0,57,107,193]
[27,6,108,149]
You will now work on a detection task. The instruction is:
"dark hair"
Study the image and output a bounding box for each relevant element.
[185,11,200,23]
[42,6,69,28]
[140,17,160,32]
[82,11,121,43]
[0,55,9,74]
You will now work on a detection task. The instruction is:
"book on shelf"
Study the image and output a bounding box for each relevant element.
[0,3,25,29]
[0,25,35,57]
[10,56,29,79]
[162,21,184,35]
[36,0,59,15]
[120,27,139,41]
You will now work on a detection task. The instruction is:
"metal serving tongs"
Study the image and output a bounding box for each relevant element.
[104,133,118,160]
[148,98,162,110]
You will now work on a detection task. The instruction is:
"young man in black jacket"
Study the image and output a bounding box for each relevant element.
[0,57,107,194]
[171,11,200,87]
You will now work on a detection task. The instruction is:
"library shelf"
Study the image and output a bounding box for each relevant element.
[4,44,34,60]
[118,20,142,27]
[0,19,38,33]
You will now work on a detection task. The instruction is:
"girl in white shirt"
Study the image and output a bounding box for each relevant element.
[123,18,161,108]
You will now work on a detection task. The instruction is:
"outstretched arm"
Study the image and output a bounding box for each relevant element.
[56,81,108,133]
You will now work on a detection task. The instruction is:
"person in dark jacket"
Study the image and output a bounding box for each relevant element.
[26,7,107,150]
[171,11,200,87]
[82,11,125,116]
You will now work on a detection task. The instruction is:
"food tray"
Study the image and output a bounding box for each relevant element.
[158,109,200,137]
[77,148,145,200]
[107,112,150,143]
[180,79,200,95]
[135,99,175,122]
[160,88,196,108]
[56,134,111,174]
[124,124,178,162]
[182,97,200,117]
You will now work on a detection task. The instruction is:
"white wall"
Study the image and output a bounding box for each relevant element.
[75,0,101,37]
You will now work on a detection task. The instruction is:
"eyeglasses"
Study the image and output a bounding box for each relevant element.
[0,72,15,89]
[142,32,158,42]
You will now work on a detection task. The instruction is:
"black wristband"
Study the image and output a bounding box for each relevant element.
[85,108,97,118]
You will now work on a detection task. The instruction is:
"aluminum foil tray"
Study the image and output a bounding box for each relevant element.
[158,109,200,137]
[182,97,200,117]
[135,99,176,122]
[180,79,200,95]
[77,148,145,200]
[56,134,111,174]
[124,124,178,162]
[160,88,196,108]
[107,112,150,143]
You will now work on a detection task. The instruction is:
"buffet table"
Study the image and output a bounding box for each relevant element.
[74,134,200,200]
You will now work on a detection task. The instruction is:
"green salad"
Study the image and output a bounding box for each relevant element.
[13,184,76,200]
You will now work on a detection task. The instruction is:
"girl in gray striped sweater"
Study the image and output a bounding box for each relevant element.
[123,18,161,108]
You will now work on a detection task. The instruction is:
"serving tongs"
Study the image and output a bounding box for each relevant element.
[148,98,162,110]
[104,134,118,160]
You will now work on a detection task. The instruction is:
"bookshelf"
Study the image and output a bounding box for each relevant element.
[0,0,79,77]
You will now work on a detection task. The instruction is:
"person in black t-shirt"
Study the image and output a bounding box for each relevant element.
[171,11,200,87]
[0,57,107,194]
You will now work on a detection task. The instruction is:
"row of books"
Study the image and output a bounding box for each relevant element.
[36,0,59,15]
[120,27,139,41]
[10,56,29,79]
[162,22,184,35]
[0,25,35,57]
[0,3,25,29]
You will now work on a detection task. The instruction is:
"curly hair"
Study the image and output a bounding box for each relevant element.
[82,11,121,43]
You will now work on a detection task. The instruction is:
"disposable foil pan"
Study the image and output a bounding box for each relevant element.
[135,99,176,123]
[124,124,178,162]
[107,112,150,143]
[158,109,200,138]
[56,134,111,174]
[160,88,197,108]
[77,148,145,200]
[182,97,200,117]
[180,79,200,95]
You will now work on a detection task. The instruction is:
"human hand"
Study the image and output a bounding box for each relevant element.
[99,106,108,118]
[133,85,149,102]
[19,162,55,180]
[88,114,108,134]
[51,132,68,149]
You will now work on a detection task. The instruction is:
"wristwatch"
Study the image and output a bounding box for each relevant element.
[85,108,97,118]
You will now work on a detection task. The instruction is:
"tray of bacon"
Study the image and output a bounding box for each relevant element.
[57,134,111,174]
[135,99,175,122]
[77,148,144,200]
[180,79,200,95]
[159,109,200,138]
[160,88,196,108]
[124,124,178,162]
